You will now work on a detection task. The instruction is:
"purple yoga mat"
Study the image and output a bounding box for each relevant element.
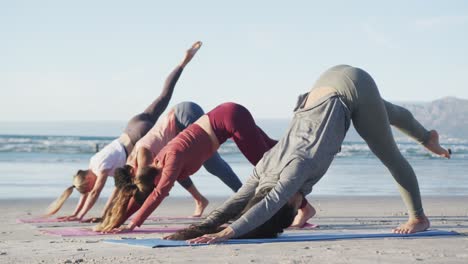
[41,226,185,237]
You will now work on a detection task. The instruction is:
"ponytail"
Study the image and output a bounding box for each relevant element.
[45,186,74,216]
[45,169,90,216]
[95,184,138,232]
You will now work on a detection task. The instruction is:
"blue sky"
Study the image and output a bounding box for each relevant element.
[1,0,467,121]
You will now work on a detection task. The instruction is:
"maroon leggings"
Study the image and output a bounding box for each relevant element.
[207,102,308,209]
[206,102,277,165]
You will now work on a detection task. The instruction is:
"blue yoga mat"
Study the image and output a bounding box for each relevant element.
[105,230,458,248]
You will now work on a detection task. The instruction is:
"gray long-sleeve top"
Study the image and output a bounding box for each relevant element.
[202,94,351,237]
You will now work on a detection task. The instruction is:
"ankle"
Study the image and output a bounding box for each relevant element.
[410,214,429,222]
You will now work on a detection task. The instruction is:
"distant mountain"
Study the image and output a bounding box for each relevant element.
[344,97,468,143]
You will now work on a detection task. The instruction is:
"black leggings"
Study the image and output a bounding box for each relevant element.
[123,66,183,147]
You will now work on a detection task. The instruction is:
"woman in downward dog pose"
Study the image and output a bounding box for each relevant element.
[166,64,451,242]
[45,41,203,222]
[121,101,243,217]
[94,102,280,232]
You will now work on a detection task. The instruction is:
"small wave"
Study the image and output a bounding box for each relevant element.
[1,135,467,161]
[0,135,114,154]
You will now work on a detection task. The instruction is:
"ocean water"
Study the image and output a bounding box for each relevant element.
[0,120,467,200]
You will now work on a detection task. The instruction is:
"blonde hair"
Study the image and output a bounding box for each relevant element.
[45,170,90,216]
[95,166,157,232]
[95,184,138,232]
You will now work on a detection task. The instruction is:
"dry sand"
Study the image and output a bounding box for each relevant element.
[1,196,467,264]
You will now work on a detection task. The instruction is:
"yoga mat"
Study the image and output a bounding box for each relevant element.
[17,217,69,224]
[147,216,205,221]
[41,226,185,237]
[105,230,458,248]
[17,216,202,225]
[39,222,317,237]
[41,222,318,237]
[32,222,94,228]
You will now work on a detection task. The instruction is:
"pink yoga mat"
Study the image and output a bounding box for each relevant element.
[41,226,185,237]
[16,217,70,224]
[146,216,204,221]
[17,216,203,224]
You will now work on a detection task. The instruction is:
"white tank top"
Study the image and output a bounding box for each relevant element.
[89,139,127,177]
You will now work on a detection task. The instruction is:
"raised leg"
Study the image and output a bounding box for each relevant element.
[384,100,450,158]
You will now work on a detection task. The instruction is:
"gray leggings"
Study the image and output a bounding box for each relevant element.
[174,102,243,192]
[314,65,426,217]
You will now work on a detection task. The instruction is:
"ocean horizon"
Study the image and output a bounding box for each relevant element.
[1,120,467,200]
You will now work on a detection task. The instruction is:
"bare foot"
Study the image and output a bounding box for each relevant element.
[181,41,203,67]
[192,196,209,217]
[424,130,451,159]
[290,202,316,228]
[392,215,430,234]
[190,41,202,52]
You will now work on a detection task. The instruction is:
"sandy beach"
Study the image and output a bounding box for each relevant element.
[0,196,467,264]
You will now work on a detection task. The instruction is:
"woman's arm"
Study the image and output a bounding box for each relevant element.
[57,193,88,221]
[75,171,109,221]
[166,172,259,241]
[229,160,307,237]
[129,153,183,228]
[199,172,259,228]
[190,160,307,243]
[81,186,118,223]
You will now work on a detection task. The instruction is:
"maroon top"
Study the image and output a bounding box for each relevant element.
[126,124,216,227]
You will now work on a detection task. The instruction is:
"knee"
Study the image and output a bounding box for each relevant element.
[176,102,204,115]
[174,101,205,127]
[128,113,147,124]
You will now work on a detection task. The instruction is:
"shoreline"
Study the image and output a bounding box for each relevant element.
[1,196,467,263]
[3,194,468,201]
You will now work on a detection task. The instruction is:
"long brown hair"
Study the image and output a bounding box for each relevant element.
[95,166,158,232]
[168,187,297,240]
[45,170,90,216]
[237,187,297,239]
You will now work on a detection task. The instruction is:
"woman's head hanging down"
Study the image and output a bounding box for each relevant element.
[167,64,451,243]
[166,187,302,241]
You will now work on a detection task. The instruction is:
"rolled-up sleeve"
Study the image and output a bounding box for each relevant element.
[201,170,260,228]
